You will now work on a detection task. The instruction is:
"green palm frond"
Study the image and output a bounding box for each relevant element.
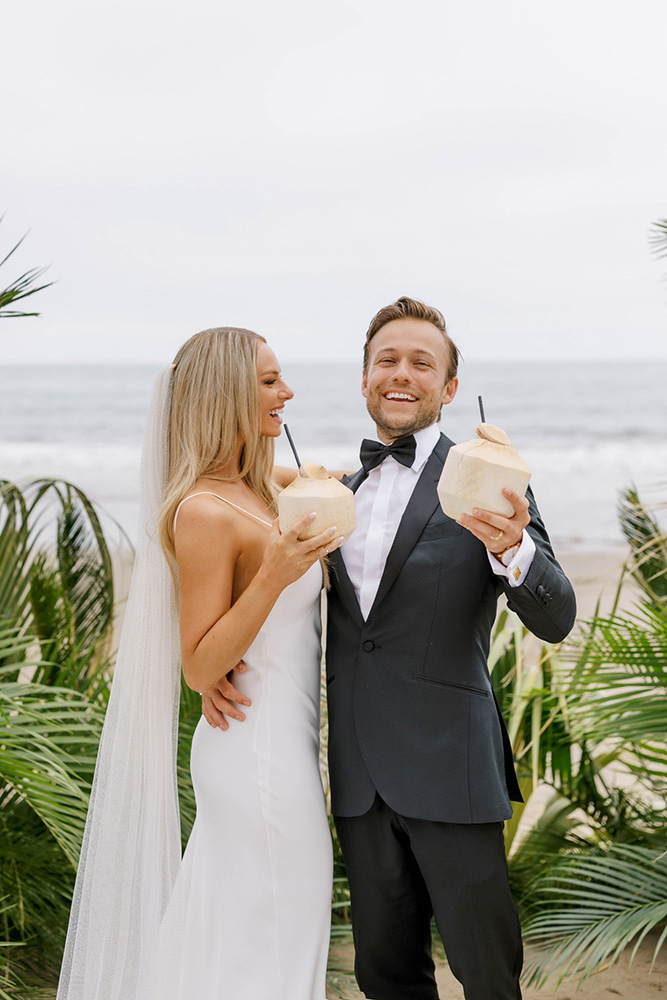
[649,218,667,261]
[0,678,104,867]
[176,679,201,846]
[568,604,667,746]
[524,844,667,986]
[0,792,75,983]
[618,486,667,606]
[488,610,594,851]
[0,480,121,987]
[0,224,53,319]
[1,479,128,690]
[0,482,32,650]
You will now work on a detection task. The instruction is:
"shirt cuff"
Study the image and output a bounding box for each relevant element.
[487,531,536,587]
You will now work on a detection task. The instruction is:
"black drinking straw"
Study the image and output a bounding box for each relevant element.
[283,423,302,470]
[477,395,486,423]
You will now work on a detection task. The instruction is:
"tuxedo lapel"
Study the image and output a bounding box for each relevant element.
[368,434,453,618]
[328,468,367,629]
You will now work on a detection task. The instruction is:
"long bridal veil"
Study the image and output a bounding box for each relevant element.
[57,367,183,1000]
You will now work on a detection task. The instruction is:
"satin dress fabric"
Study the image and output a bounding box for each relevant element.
[151,559,332,1000]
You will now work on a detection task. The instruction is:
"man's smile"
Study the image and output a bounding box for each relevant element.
[383,391,418,402]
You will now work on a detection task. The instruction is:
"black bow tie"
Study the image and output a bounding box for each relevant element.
[359,435,417,473]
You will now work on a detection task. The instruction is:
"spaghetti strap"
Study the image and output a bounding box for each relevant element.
[173,491,273,533]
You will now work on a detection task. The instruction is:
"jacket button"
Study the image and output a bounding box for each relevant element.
[536,584,544,597]
[362,639,375,652]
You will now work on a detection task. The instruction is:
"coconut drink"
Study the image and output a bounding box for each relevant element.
[437,423,531,521]
[278,462,356,542]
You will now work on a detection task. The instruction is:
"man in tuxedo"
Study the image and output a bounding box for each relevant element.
[323,296,576,1000]
[203,295,576,999]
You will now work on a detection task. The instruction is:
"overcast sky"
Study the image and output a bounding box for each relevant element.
[2,0,666,364]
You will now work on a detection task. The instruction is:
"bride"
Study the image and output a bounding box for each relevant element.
[57,327,342,1000]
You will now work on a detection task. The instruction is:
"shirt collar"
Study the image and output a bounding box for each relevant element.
[412,423,441,473]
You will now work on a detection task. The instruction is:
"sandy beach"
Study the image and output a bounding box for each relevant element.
[328,928,667,999]
[556,546,638,620]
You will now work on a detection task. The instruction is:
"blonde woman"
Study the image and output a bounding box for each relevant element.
[57,328,341,1000]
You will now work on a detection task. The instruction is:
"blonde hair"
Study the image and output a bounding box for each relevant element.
[159,327,276,562]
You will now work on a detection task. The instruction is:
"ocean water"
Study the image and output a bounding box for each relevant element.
[1,361,665,550]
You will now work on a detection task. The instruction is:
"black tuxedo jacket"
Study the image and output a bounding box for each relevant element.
[326,433,576,824]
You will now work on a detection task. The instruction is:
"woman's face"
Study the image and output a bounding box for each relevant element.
[256,341,294,437]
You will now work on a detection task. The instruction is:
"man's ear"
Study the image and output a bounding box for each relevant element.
[442,378,458,407]
[361,369,368,399]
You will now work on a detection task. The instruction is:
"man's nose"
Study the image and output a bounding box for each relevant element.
[392,360,411,381]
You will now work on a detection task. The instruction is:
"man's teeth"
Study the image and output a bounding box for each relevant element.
[385,393,417,401]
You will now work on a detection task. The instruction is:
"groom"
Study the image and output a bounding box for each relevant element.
[324,296,575,1000]
[205,296,576,999]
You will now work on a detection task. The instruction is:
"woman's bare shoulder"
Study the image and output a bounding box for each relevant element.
[174,492,241,555]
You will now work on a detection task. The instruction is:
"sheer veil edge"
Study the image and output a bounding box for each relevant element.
[57,366,183,1000]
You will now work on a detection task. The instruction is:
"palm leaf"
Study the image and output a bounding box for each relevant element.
[176,679,201,846]
[567,604,667,747]
[1,479,127,691]
[0,793,75,984]
[0,677,104,867]
[649,218,667,261]
[0,482,32,650]
[488,611,590,850]
[524,844,667,985]
[0,222,53,319]
[617,486,667,606]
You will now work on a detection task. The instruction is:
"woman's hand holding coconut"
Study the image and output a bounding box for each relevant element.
[258,510,344,591]
[201,509,343,730]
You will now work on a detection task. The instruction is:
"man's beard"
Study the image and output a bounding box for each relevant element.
[366,395,442,441]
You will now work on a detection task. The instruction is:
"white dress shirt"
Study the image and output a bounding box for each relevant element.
[342,423,534,620]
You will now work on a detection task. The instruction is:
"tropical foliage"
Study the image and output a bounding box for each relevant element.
[0,481,124,988]
[0,221,53,320]
[512,486,667,986]
[2,477,666,994]
[649,217,667,274]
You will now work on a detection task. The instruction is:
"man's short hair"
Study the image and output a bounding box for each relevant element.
[363,296,460,383]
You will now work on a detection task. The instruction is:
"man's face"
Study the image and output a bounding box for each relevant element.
[362,318,458,443]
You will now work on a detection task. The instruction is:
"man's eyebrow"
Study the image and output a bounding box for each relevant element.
[374,347,438,361]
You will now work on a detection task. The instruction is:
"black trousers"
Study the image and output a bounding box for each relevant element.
[334,795,523,1000]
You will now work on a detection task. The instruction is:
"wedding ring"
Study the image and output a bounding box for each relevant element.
[492,529,504,541]
[323,546,329,555]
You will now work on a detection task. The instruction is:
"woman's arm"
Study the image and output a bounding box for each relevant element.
[273,465,298,488]
[273,464,354,486]
[325,469,354,481]
[175,496,341,693]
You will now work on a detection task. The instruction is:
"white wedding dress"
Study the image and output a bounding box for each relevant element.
[149,498,333,1000]
[57,371,333,1000]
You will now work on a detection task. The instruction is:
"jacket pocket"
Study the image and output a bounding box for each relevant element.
[412,674,489,697]
[419,518,464,540]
